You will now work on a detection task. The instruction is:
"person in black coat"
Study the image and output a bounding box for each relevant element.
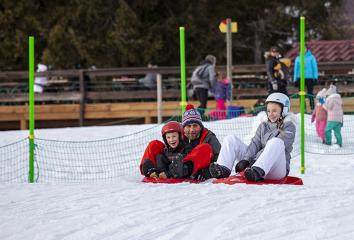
[265,46,288,95]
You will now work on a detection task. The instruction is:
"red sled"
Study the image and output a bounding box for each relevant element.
[142,177,203,184]
[213,175,303,185]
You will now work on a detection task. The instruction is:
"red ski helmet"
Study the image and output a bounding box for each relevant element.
[162,121,183,136]
[161,121,183,145]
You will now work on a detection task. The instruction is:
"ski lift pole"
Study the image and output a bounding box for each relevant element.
[28,36,35,183]
[300,17,306,174]
[219,19,237,104]
[226,18,233,104]
[179,27,187,116]
[157,73,162,124]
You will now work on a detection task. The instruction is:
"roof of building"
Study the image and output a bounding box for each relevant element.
[284,40,354,62]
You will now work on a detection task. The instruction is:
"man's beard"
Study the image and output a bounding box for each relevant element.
[187,132,200,140]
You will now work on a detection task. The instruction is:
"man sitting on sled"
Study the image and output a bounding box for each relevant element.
[140,104,221,180]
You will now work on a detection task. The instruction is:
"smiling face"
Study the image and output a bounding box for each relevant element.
[165,132,180,149]
[267,102,282,123]
[183,123,202,141]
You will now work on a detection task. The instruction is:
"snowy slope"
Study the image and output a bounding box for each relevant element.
[1,115,354,239]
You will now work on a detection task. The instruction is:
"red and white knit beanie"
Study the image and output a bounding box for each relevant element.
[181,104,203,128]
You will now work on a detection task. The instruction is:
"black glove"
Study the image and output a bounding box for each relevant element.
[235,160,250,173]
[193,171,207,181]
[169,153,187,178]
[193,168,212,181]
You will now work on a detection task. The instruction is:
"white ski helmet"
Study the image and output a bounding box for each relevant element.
[265,93,290,117]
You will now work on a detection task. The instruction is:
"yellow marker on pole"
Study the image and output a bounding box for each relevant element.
[219,21,237,33]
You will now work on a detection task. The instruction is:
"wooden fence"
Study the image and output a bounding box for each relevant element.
[1,62,354,130]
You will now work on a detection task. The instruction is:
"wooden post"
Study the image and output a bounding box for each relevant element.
[156,74,162,124]
[226,18,233,104]
[79,70,85,126]
[20,119,28,130]
[145,116,151,124]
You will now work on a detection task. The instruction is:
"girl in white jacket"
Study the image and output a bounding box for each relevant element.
[209,93,296,182]
[323,84,343,147]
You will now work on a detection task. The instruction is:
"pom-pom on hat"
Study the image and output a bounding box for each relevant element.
[182,104,203,128]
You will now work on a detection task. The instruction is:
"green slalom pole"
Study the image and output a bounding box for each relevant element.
[300,17,305,174]
[179,27,187,116]
[28,36,35,183]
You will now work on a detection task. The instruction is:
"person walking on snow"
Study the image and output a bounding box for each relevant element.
[323,84,343,147]
[311,88,327,143]
[209,93,296,182]
[140,104,221,180]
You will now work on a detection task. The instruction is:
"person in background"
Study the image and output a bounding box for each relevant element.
[265,46,288,95]
[209,71,231,120]
[138,63,157,89]
[209,93,296,182]
[311,88,327,143]
[293,45,318,112]
[323,84,343,147]
[34,63,48,93]
[191,55,217,116]
[251,99,266,116]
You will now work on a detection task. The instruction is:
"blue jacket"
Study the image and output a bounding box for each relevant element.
[213,80,231,101]
[293,50,318,81]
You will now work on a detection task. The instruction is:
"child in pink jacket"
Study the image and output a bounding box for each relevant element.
[311,88,327,143]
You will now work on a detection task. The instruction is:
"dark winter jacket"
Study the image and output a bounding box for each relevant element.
[265,53,288,93]
[179,128,221,179]
[161,143,192,162]
[183,128,221,162]
[265,55,280,83]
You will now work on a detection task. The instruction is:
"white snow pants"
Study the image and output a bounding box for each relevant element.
[216,135,287,180]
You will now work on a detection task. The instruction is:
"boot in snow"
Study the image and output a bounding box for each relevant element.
[244,167,265,182]
[209,163,231,179]
[235,160,250,173]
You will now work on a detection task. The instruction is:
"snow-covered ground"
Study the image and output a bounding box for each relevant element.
[1,114,354,240]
